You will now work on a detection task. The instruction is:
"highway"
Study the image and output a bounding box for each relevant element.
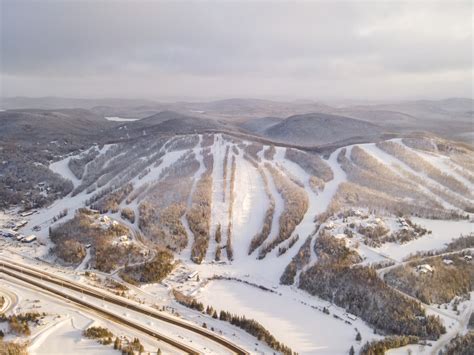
[0,258,249,355]
[0,286,18,313]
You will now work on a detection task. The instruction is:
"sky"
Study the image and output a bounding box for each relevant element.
[1,0,472,101]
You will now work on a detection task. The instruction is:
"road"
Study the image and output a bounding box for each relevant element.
[375,249,474,354]
[0,258,249,355]
[0,285,18,313]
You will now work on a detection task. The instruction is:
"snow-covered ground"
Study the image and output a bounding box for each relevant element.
[375,218,473,261]
[3,133,473,354]
[198,279,380,355]
[105,116,140,122]
[0,277,181,355]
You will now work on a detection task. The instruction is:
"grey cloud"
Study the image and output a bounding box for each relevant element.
[1,0,472,100]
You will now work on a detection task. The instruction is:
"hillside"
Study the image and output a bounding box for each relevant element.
[0,108,114,145]
[263,112,383,145]
[3,131,473,354]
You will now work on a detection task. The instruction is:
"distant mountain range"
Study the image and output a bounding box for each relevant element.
[0,97,472,145]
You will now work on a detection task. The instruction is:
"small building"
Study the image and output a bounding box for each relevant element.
[20,210,36,217]
[443,259,454,265]
[416,264,434,274]
[13,220,28,230]
[187,271,199,280]
[346,313,358,321]
[325,221,335,230]
[85,243,92,249]
[22,235,37,243]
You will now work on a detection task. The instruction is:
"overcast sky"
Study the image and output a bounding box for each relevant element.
[1,0,472,101]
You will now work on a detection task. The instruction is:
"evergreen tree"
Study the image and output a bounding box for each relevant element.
[349,345,355,355]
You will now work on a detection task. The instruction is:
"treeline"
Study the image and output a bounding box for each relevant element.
[50,210,145,272]
[377,140,471,197]
[0,339,27,355]
[120,207,135,223]
[280,236,312,285]
[439,331,473,355]
[300,265,445,339]
[264,145,276,160]
[189,151,214,264]
[120,250,175,285]
[243,143,263,161]
[0,144,73,209]
[340,147,443,214]
[246,159,275,256]
[68,147,100,179]
[219,311,295,355]
[173,290,295,354]
[164,134,199,152]
[259,163,308,257]
[138,152,199,251]
[90,183,133,213]
[226,155,237,261]
[385,255,473,304]
[404,233,474,261]
[72,137,166,196]
[326,181,466,223]
[299,234,445,339]
[285,148,333,183]
[0,312,44,336]
[360,335,419,355]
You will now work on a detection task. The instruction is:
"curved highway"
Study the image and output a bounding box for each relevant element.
[0,259,249,355]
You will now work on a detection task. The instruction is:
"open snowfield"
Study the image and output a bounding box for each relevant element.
[198,279,380,354]
[375,218,473,261]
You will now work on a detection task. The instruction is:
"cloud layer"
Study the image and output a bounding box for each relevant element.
[1,0,472,100]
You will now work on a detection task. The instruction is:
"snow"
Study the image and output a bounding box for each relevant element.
[230,152,269,260]
[198,279,380,354]
[180,135,207,261]
[104,116,139,122]
[374,217,474,262]
[0,277,181,355]
[5,132,473,354]
[49,156,81,188]
[260,160,285,252]
[360,142,471,209]
[206,135,230,261]
[412,148,474,192]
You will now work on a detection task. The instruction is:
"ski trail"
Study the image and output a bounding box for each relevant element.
[180,135,206,261]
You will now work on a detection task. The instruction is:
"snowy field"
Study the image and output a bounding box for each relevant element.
[198,279,380,354]
[375,218,473,261]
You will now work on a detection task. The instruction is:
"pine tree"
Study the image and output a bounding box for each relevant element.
[349,345,355,355]
[356,332,362,341]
